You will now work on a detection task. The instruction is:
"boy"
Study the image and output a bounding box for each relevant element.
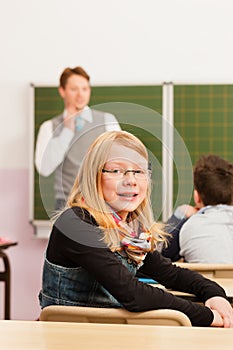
[162,154,233,263]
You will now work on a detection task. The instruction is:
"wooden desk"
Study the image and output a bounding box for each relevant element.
[0,320,233,350]
[174,262,233,278]
[154,278,233,304]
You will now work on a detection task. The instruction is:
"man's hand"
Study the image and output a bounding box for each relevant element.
[63,112,77,132]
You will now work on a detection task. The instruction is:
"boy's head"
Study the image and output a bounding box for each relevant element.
[193,154,233,207]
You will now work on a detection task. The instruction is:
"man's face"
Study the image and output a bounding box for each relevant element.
[59,74,91,113]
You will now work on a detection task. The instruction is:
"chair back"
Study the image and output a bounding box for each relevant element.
[39,306,191,326]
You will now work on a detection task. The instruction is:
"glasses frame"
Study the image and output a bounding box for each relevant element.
[101,168,151,179]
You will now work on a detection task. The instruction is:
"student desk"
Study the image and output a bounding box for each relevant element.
[153,278,233,304]
[0,320,233,350]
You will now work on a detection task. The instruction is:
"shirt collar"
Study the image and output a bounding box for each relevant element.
[63,106,93,123]
[199,204,231,214]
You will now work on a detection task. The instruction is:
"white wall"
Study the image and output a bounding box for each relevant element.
[1,0,233,168]
[0,0,233,319]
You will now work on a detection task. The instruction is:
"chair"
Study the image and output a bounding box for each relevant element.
[39,305,191,326]
[0,241,17,319]
[0,250,10,319]
[174,262,233,278]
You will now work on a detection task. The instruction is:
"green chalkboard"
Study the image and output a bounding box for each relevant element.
[32,83,233,228]
[33,85,163,221]
[174,84,233,206]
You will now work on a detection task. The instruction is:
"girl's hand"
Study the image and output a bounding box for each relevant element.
[205,296,233,328]
[210,310,224,327]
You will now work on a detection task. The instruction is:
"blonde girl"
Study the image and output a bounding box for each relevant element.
[39,131,233,328]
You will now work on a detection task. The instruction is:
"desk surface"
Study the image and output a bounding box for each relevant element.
[215,278,233,295]
[0,240,18,250]
[0,320,233,350]
[154,278,233,302]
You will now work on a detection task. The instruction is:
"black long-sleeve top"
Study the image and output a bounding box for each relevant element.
[46,207,227,326]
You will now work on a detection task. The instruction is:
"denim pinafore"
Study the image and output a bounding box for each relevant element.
[39,252,138,309]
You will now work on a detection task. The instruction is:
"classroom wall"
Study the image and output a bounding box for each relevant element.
[0,0,233,320]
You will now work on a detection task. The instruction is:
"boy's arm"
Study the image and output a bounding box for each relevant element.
[161,205,198,261]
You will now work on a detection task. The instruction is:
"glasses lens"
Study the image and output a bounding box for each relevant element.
[134,170,149,179]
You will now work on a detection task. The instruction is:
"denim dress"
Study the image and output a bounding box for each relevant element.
[39,251,138,309]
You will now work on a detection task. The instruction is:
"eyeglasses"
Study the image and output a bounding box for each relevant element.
[102,168,151,180]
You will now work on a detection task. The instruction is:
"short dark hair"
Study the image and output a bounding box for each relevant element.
[193,154,233,206]
[59,66,90,88]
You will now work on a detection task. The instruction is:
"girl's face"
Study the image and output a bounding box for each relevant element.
[101,143,149,220]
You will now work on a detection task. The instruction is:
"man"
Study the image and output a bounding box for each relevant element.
[162,154,233,263]
[35,66,120,210]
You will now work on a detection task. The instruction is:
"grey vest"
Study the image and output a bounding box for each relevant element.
[52,110,105,200]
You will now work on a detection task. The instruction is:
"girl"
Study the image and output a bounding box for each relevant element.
[39,130,233,327]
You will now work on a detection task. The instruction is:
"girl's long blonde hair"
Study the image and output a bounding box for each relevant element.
[67,130,168,250]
